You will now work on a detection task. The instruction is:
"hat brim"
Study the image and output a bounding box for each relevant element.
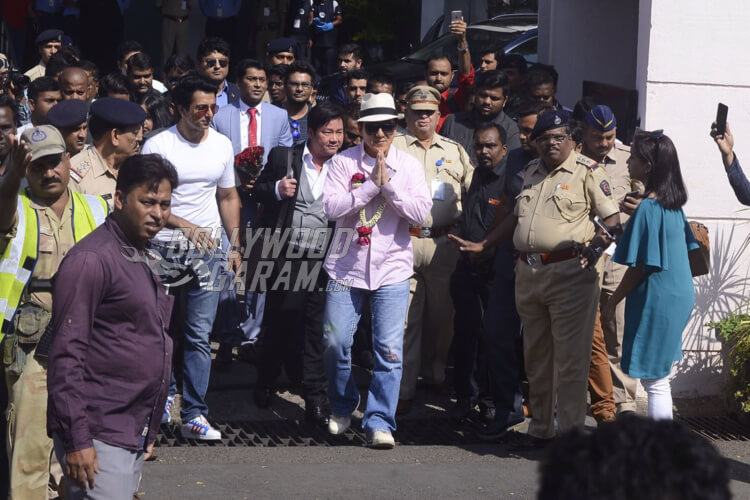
[357,113,399,123]
[409,104,439,111]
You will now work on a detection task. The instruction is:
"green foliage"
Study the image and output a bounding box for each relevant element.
[339,0,397,42]
[709,313,750,413]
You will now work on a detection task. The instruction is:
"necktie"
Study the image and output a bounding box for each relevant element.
[248,108,258,148]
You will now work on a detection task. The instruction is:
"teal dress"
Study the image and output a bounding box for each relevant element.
[613,198,699,379]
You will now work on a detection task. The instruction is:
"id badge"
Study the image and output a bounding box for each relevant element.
[293,18,301,28]
[431,180,446,201]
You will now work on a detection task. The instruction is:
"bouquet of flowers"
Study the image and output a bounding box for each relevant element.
[234,146,265,185]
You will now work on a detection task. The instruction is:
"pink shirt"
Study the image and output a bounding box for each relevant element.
[323,143,432,290]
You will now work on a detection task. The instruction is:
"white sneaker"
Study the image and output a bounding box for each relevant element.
[368,430,395,449]
[180,415,221,441]
[328,414,351,435]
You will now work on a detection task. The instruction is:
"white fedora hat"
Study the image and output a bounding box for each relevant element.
[357,92,399,123]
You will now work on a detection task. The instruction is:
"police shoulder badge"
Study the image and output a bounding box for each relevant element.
[31,128,47,142]
[600,180,612,196]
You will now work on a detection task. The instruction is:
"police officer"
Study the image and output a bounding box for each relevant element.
[0,125,106,499]
[392,85,473,413]
[69,97,146,211]
[511,110,619,447]
[286,0,312,60]
[310,0,342,76]
[581,105,638,419]
[46,99,89,155]
[24,29,63,82]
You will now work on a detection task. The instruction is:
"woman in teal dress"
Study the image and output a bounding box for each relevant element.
[606,129,698,420]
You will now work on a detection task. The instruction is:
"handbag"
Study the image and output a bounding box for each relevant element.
[688,221,710,277]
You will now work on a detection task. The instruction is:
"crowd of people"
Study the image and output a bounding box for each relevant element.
[0,6,735,500]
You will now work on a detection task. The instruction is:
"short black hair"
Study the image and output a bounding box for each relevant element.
[116,153,179,197]
[286,61,316,80]
[632,130,688,210]
[517,100,555,119]
[569,119,584,146]
[308,101,345,133]
[572,96,598,122]
[165,54,194,75]
[474,69,509,96]
[117,40,143,62]
[126,52,153,74]
[498,54,528,74]
[234,59,265,81]
[396,80,416,97]
[44,52,70,78]
[426,55,452,72]
[197,36,230,61]
[526,64,558,88]
[143,93,174,131]
[28,76,60,102]
[479,45,505,63]
[344,102,360,121]
[473,122,507,145]
[74,60,100,82]
[98,72,133,98]
[0,94,18,119]
[338,43,362,61]
[171,76,218,111]
[59,45,81,62]
[366,73,394,93]
[267,64,289,80]
[346,69,368,86]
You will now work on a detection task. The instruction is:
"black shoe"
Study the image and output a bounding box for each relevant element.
[477,415,526,441]
[451,397,475,419]
[305,401,331,427]
[214,343,233,372]
[237,342,259,364]
[503,430,553,450]
[253,386,273,409]
[479,405,496,425]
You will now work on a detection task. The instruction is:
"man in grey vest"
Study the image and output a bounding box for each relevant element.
[250,102,345,427]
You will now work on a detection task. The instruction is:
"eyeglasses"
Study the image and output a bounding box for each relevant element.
[193,104,219,117]
[290,120,300,139]
[536,133,570,145]
[204,58,228,68]
[287,81,312,89]
[364,122,397,135]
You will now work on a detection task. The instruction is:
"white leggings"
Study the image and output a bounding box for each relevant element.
[641,376,673,420]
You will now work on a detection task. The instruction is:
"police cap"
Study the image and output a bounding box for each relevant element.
[90,97,146,127]
[530,109,570,141]
[35,29,63,46]
[47,100,89,129]
[266,38,296,55]
[405,85,441,111]
[21,125,66,162]
[585,104,617,132]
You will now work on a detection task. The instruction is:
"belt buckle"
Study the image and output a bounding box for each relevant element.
[526,252,540,266]
[420,227,432,238]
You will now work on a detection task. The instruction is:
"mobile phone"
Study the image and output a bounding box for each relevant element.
[625,190,641,199]
[716,103,728,136]
[594,217,614,239]
[451,10,463,22]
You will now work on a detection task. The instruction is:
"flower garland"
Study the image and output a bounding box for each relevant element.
[351,173,386,246]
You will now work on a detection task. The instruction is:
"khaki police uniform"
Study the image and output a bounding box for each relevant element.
[70,145,117,211]
[513,150,619,439]
[393,131,473,399]
[0,193,75,499]
[24,62,45,82]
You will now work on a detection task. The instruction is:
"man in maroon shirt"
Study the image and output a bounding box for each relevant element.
[47,154,177,499]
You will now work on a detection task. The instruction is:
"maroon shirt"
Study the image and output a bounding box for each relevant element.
[47,217,173,453]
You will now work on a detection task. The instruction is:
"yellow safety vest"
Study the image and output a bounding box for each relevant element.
[0,189,107,338]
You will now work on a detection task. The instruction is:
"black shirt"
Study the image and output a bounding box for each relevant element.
[287,0,312,35]
[311,0,341,47]
[460,156,508,244]
[440,110,521,162]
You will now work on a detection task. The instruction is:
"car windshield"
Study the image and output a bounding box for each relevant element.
[405,26,531,65]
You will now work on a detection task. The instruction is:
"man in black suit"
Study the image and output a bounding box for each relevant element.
[250,102,345,426]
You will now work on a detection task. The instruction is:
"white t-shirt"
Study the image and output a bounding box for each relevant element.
[142,125,236,242]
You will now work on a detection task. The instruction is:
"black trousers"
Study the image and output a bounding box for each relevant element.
[311,44,337,77]
[450,256,494,402]
[205,16,237,46]
[257,257,328,402]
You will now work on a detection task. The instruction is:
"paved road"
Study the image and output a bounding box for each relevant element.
[140,441,750,499]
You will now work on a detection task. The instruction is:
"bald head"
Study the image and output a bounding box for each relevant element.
[59,68,89,101]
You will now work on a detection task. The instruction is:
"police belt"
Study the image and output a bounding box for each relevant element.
[27,278,53,293]
[409,225,452,239]
[519,247,578,266]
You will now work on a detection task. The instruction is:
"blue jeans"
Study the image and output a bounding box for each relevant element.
[323,279,410,435]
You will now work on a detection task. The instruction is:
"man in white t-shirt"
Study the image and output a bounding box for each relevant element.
[142,76,241,441]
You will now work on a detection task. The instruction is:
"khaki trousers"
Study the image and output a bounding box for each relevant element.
[400,236,459,400]
[599,254,638,412]
[588,307,615,420]
[6,347,54,499]
[515,257,601,439]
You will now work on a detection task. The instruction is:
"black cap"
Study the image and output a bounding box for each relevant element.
[47,100,89,129]
[530,110,571,141]
[90,97,146,127]
[35,29,64,45]
[266,37,296,55]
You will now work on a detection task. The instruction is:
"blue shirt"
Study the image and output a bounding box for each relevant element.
[216,80,229,108]
[727,154,750,206]
[34,0,63,14]
[199,0,241,18]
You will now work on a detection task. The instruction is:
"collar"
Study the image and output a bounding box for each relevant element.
[91,146,116,178]
[240,100,262,114]
[304,143,334,168]
[361,144,398,172]
[548,150,577,174]
[491,156,507,177]
[28,187,73,223]
[603,147,619,164]
[405,132,443,150]
[217,80,228,96]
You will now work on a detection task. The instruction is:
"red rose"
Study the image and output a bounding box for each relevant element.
[351,173,366,184]
[357,226,372,236]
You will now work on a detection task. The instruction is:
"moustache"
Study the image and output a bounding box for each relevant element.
[41,177,62,186]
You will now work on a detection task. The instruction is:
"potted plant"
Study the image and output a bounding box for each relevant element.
[709,311,750,422]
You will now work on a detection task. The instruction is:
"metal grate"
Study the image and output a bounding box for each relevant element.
[677,416,750,442]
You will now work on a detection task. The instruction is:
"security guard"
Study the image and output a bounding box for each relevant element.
[46,98,89,155]
[24,29,63,82]
[310,0,342,76]
[0,125,106,499]
[512,110,619,447]
[392,85,473,413]
[69,97,146,211]
[286,0,313,60]
[581,105,638,419]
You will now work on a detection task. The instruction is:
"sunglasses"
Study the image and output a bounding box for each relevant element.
[290,120,300,139]
[364,122,397,135]
[194,104,219,117]
[204,58,229,68]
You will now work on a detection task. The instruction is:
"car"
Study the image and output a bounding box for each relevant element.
[365,13,538,85]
